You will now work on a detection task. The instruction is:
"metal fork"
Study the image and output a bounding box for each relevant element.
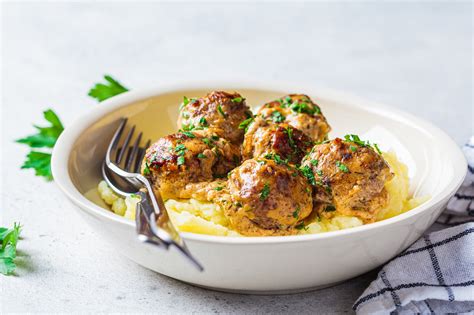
[103,118,203,271]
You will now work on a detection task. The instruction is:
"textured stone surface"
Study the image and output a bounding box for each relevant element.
[1,2,471,313]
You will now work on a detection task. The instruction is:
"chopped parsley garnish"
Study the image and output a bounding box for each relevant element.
[202,138,211,146]
[177,156,185,165]
[181,131,195,138]
[325,204,336,212]
[143,162,151,176]
[256,160,266,165]
[290,102,320,115]
[280,96,293,108]
[350,145,357,152]
[316,170,323,176]
[231,97,244,103]
[16,109,65,180]
[0,222,21,275]
[264,153,288,165]
[295,222,307,230]
[214,186,224,191]
[88,75,128,102]
[175,144,186,152]
[211,135,220,141]
[238,117,254,132]
[373,143,382,154]
[310,159,319,166]
[299,165,316,186]
[271,111,285,123]
[199,117,208,127]
[197,153,207,159]
[259,183,271,201]
[284,127,295,148]
[292,206,300,219]
[344,134,382,154]
[217,104,226,117]
[336,161,349,173]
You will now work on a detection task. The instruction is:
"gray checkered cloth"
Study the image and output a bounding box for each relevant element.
[354,137,474,314]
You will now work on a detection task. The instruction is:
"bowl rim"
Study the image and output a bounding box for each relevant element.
[51,80,467,245]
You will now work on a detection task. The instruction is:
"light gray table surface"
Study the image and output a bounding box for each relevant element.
[1,2,472,314]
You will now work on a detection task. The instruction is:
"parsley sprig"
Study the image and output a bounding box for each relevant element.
[16,109,65,180]
[0,223,21,275]
[344,134,382,154]
[17,75,129,180]
[88,75,128,102]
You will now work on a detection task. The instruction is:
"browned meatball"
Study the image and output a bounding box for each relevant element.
[142,131,240,200]
[224,159,313,236]
[177,91,252,144]
[242,117,314,164]
[300,138,393,223]
[257,94,331,142]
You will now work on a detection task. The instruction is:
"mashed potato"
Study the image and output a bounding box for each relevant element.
[98,151,427,236]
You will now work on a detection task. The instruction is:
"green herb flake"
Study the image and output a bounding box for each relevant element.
[310,159,319,166]
[199,117,208,127]
[181,131,195,138]
[284,127,295,148]
[231,97,244,103]
[299,165,316,186]
[373,143,382,154]
[271,111,285,123]
[143,162,151,176]
[211,135,220,141]
[259,183,271,201]
[350,145,357,152]
[325,204,336,212]
[177,156,185,165]
[217,104,227,117]
[336,161,349,173]
[88,75,128,102]
[292,206,300,219]
[295,222,308,231]
[197,153,207,159]
[202,138,212,146]
[214,186,224,191]
[238,117,255,132]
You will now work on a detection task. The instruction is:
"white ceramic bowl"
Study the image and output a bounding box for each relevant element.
[51,83,466,293]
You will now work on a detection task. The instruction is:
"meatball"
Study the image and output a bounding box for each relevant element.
[257,94,331,142]
[300,138,393,223]
[242,117,314,164]
[224,159,313,236]
[177,91,252,144]
[142,131,240,200]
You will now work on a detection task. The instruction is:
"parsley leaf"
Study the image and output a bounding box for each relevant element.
[271,111,285,123]
[0,223,21,275]
[292,206,300,219]
[299,165,316,186]
[88,75,128,102]
[259,183,271,201]
[177,156,185,165]
[21,152,53,180]
[16,109,64,148]
[231,97,245,103]
[16,109,64,180]
[217,104,227,117]
[238,117,255,132]
[336,161,349,173]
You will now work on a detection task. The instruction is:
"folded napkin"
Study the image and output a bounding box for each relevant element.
[354,138,474,314]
